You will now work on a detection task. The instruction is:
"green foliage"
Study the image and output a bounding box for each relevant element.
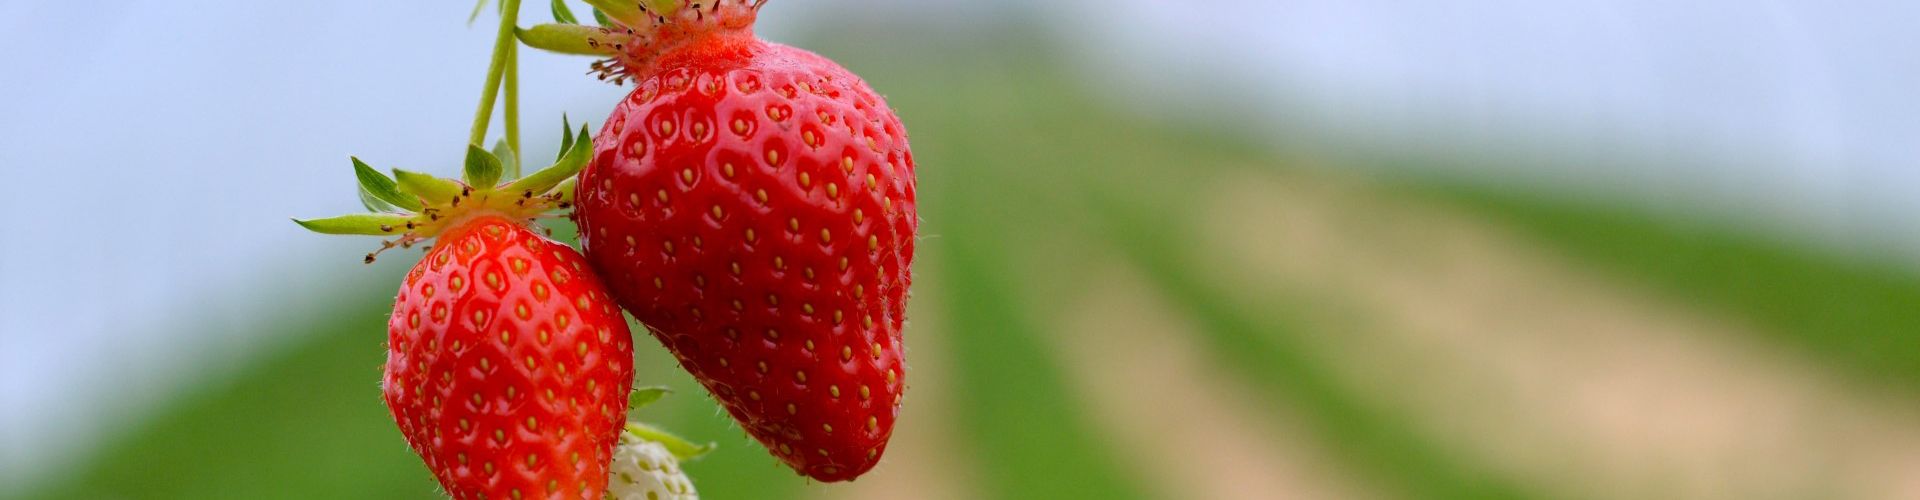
[1093,193,1540,500]
[927,197,1156,500]
[1413,181,1920,394]
[627,386,671,410]
[462,145,504,188]
[490,140,519,181]
[550,0,579,24]
[467,0,491,25]
[625,422,714,461]
[390,169,463,205]
[556,115,575,162]
[506,126,592,195]
[518,24,612,56]
[353,158,423,212]
[31,290,430,499]
[292,214,413,236]
[580,0,644,27]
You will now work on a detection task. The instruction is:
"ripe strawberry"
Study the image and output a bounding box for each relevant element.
[298,138,638,498]
[386,216,634,499]
[522,0,916,481]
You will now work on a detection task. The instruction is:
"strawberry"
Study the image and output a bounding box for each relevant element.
[298,135,639,499]
[606,425,701,500]
[520,0,916,481]
[386,216,634,499]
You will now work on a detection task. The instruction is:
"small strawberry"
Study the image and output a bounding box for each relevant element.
[297,133,639,499]
[606,424,702,500]
[605,387,712,500]
[520,0,917,481]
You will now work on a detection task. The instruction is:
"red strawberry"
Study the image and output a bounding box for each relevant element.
[298,139,637,498]
[523,0,916,481]
[386,215,635,499]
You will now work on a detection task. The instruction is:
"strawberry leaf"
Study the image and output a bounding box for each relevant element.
[358,188,397,213]
[353,157,424,211]
[517,24,611,56]
[506,125,592,195]
[491,139,520,181]
[637,0,681,16]
[628,386,671,410]
[625,422,714,461]
[557,114,575,162]
[581,0,646,26]
[292,214,416,236]
[576,0,679,26]
[464,145,504,188]
[550,0,579,24]
[467,0,490,25]
[392,169,463,205]
[553,177,578,205]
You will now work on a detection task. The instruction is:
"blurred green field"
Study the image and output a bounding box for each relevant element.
[27,23,1920,500]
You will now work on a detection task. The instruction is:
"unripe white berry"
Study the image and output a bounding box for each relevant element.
[606,432,699,500]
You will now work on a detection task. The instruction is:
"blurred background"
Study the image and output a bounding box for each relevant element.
[4,0,1920,498]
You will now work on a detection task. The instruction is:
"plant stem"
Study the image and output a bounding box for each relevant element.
[469,0,524,149]
[504,43,522,178]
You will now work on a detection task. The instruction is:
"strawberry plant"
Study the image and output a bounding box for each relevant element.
[290,1,711,498]
[519,0,919,482]
[295,0,916,495]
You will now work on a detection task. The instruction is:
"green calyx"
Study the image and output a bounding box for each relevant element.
[629,386,672,410]
[625,422,715,461]
[577,0,682,27]
[621,386,714,461]
[519,0,764,83]
[298,0,566,263]
[293,123,593,263]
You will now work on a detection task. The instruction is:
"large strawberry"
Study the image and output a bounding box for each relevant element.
[520,0,916,481]
[297,135,639,499]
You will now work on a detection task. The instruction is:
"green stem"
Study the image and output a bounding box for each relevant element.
[504,43,522,178]
[468,0,524,149]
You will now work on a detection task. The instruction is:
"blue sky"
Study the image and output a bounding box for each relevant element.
[2,0,1915,491]
[0,0,634,486]
[1063,0,1920,249]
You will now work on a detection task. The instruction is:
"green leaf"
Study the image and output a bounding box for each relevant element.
[358,188,397,213]
[506,125,592,195]
[464,145,505,188]
[638,0,682,16]
[353,157,423,211]
[628,386,670,410]
[392,169,463,205]
[292,214,416,236]
[576,0,679,26]
[550,0,579,24]
[625,422,714,461]
[553,177,578,205]
[491,140,520,181]
[467,0,490,25]
[557,114,575,162]
[517,24,612,56]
